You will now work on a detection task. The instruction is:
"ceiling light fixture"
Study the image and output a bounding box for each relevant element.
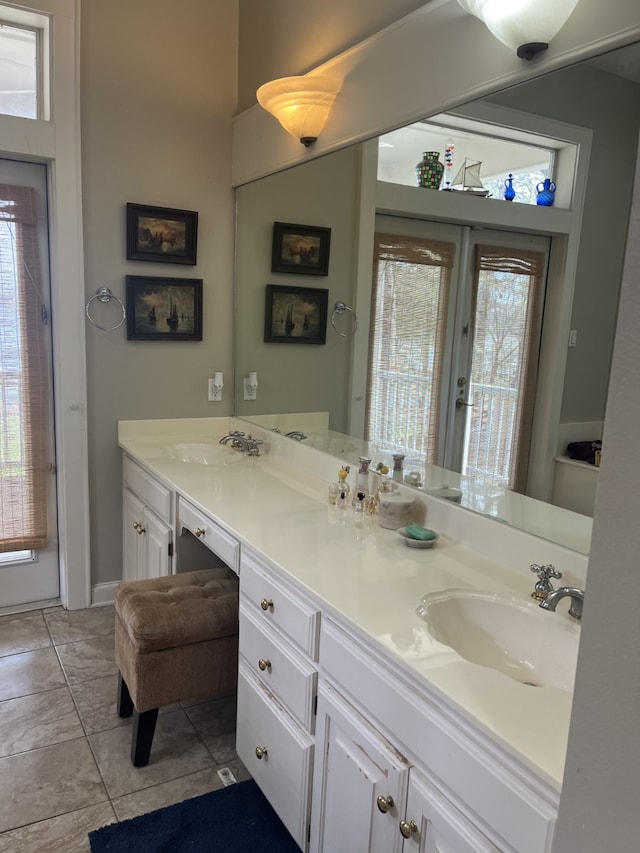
[456,0,581,60]
[256,75,341,147]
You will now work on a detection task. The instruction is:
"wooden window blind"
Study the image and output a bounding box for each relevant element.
[465,244,546,492]
[0,183,49,552]
[365,232,455,463]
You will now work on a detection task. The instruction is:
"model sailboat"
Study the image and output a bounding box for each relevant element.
[448,159,490,197]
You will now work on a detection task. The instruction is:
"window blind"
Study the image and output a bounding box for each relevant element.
[0,183,49,552]
[365,232,455,463]
[464,244,546,492]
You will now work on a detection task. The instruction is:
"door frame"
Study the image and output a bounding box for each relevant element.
[0,0,90,610]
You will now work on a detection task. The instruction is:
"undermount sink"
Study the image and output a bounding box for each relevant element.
[166,442,239,465]
[416,588,580,691]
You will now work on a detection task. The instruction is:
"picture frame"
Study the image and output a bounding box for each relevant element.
[271,221,331,276]
[264,284,328,345]
[125,276,203,341]
[126,203,198,265]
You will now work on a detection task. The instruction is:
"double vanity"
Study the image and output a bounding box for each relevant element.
[118,416,586,853]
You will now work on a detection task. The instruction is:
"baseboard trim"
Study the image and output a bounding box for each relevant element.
[91,582,119,606]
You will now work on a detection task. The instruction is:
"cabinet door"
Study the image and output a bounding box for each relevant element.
[123,487,144,582]
[402,770,501,853]
[141,506,171,579]
[310,683,408,853]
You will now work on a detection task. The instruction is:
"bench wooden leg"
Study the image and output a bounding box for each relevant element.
[117,672,134,718]
[131,708,159,767]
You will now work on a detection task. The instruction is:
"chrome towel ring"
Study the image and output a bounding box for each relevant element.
[85,287,126,331]
[331,301,358,337]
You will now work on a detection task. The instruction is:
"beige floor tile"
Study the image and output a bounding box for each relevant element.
[0,802,115,853]
[44,605,115,646]
[0,686,84,757]
[111,766,226,821]
[0,738,107,833]
[0,647,66,702]
[55,635,117,685]
[185,694,238,764]
[89,708,214,799]
[0,611,52,658]
[69,674,129,736]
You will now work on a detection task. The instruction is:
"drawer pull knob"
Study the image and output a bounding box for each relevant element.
[399,820,418,839]
[376,795,395,813]
[194,527,206,538]
[260,598,274,611]
[258,658,271,672]
[132,522,146,535]
[255,746,268,760]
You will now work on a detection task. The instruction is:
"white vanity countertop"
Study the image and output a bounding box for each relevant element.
[119,421,574,793]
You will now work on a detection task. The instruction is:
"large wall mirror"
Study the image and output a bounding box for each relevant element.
[233,42,640,556]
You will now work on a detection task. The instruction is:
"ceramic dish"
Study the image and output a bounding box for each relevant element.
[397,527,438,549]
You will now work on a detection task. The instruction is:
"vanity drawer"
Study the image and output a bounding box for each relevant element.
[240,599,317,732]
[123,456,172,523]
[237,660,313,850]
[177,496,239,574]
[240,551,320,660]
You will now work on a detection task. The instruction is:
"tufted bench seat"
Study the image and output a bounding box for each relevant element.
[115,568,239,766]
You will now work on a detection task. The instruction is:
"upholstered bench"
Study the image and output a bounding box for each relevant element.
[115,568,239,767]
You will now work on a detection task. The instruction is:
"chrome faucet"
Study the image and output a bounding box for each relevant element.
[530,563,562,601]
[539,587,585,620]
[285,430,307,441]
[219,431,262,456]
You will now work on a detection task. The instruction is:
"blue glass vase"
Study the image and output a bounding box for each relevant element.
[536,178,556,206]
[504,173,516,201]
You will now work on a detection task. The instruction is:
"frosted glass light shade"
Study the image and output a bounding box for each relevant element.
[256,75,341,146]
[457,0,580,58]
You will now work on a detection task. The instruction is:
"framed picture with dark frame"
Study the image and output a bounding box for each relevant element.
[271,221,331,276]
[126,203,198,265]
[126,275,203,341]
[264,283,328,344]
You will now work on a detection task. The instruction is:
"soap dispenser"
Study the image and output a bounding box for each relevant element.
[329,466,351,509]
[392,453,405,483]
[352,457,372,512]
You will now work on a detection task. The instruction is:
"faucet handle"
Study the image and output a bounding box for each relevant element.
[530,563,562,601]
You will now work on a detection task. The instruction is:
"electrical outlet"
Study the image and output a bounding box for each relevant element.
[243,378,257,401]
[208,378,222,401]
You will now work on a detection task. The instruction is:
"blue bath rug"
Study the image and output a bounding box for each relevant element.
[89,779,300,852]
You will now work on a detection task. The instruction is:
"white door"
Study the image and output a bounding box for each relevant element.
[0,158,59,609]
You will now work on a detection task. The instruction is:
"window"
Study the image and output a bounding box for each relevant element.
[0,22,38,119]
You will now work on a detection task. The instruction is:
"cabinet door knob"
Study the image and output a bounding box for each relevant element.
[255,746,268,760]
[133,522,146,535]
[376,795,395,813]
[258,658,271,672]
[399,819,418,839]
[194,527,205,538]
[260,598,274,611]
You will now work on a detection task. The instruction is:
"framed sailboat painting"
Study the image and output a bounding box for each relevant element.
[264,284,328,344]
[125,276,203,341]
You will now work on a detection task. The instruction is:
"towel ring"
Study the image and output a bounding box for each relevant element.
[86,287,126,331]
[331,301,358,337]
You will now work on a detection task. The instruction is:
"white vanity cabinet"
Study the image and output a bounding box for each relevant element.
[236,549,320,850]
[176,495,240,575]
[312,619,558,853]
[122,455,173,581]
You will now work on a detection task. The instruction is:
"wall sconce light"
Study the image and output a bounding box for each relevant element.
[256,75,342,147]
[208,372,224,402]
[244,371,258,401]
[456,0,580,60]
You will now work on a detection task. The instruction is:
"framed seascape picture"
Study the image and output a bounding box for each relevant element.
[264,284,328,345]
[126,276,203,341]
[271,221,331,276]
[126,203,198,265]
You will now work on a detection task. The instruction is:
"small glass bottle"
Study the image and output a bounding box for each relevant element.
[328,466,351,509]
[375,463,393,502]
[392,453,405,484]
[353,457,371,511]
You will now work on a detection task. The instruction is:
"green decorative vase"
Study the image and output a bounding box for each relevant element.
[416,151,444,189]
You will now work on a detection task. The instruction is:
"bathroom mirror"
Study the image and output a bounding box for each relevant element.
[233,42,640,555]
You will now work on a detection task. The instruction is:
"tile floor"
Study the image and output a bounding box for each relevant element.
[0,605,249,852]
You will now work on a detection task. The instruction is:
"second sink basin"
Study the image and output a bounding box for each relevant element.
[416,588,580,691]
[167,442,240,465]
